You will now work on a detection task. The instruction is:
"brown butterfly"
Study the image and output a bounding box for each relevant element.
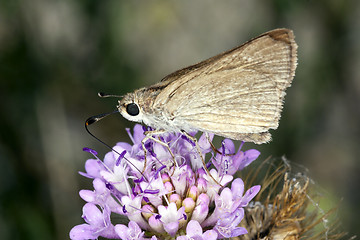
[117,29,297,144]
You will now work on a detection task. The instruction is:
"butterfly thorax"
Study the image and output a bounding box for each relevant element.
[118,87,189,133]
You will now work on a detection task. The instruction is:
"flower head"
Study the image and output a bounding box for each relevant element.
[71,124,261,239]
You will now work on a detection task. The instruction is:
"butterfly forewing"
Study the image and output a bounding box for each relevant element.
[153,29,297,143]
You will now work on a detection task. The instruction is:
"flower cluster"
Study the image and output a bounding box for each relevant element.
[70,124,261,240]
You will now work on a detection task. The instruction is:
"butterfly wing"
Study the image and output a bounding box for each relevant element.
[153,29,297,143]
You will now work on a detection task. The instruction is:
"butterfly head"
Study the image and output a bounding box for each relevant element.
[118,92,144,124]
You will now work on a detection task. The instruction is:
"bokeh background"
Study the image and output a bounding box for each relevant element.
[1,0,359,239]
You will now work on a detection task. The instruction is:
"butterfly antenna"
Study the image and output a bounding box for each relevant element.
[98,92,124,98]
[85,110,147,180]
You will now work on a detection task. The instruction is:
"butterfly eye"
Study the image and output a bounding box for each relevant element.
[126,103,139,116]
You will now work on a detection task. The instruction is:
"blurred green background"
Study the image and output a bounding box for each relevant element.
[0,0,359,239]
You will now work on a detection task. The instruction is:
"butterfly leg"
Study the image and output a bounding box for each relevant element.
[141,130,176,172]
[181,131,223,187]
[205,132,221,154]
[205,132,237,157]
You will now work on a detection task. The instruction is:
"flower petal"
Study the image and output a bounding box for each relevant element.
[69,224,96,240]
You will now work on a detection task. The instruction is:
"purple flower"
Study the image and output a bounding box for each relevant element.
[69,203,117,239]
[157,202,185,236]
[214,208,248,238]
[212,140,260,175]
[71,124,261,239]
[202,178,260,228]
[115,221,145,240]
[231,178,261,207]
[79,178,123,214]
[176,220,217,240]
